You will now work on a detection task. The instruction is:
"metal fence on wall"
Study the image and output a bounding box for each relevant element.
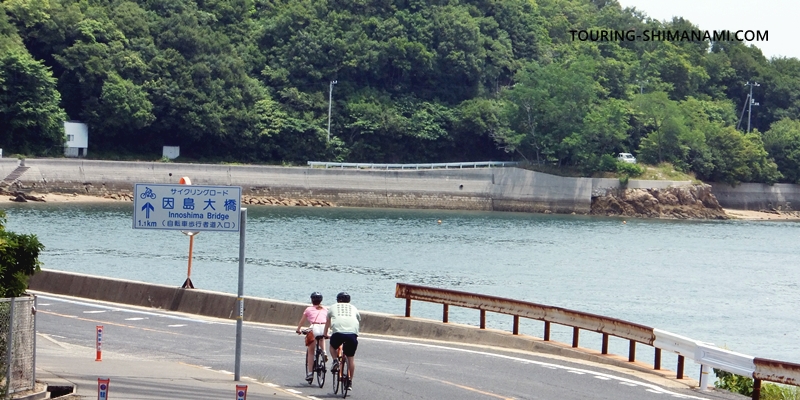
[0,296,36,395]
[308,161,519,170]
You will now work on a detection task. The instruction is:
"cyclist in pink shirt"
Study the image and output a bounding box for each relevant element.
[295,292,328,383]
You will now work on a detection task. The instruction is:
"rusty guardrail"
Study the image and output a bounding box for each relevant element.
[396,283,800,398]
[752,358,800,399]
[394,283,671,373]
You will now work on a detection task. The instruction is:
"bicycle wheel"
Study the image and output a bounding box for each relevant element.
[341,356,350,398]
[315,345,326,388]
[332,358,340,394]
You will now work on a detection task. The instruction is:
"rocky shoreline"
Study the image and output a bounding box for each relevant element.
[4,183,800,221]
[3,188,337,208]
[590,184,729,220]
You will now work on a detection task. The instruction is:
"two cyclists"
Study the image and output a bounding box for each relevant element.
[296,291,361,391]
[295,292,328,384]
[325,292,361,392]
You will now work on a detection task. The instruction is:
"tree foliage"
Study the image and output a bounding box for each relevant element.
[0,211,43,298]
[0,0,798,184]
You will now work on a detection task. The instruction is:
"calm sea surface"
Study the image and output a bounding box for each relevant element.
[4,201,800,373]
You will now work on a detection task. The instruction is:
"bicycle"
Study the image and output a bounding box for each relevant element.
[299,328,326,387]
[140,187,156,199]
[331,346,350,398]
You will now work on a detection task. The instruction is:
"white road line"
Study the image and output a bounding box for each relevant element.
[593,376,611,380]
[37,295,218,324]
[363,337,711,400]
[647,389,664,394]
[285,389,302,394]
[267,383,279,387]
[125,317,145,321]
[567,370,585,374]
[83,310,106,314]
[168,324,187,327]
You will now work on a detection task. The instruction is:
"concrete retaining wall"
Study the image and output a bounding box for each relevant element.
[7,159,704,214]
[27,269,688,381]
[709,183,800,210]
[591,178,693,191]
[12,159,598,213]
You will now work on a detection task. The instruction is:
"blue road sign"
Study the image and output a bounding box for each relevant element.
[132,183,242,232]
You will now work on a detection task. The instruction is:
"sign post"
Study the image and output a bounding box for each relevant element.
[97,378,109,399]
[132,183,246,380]
[235,384,248,400]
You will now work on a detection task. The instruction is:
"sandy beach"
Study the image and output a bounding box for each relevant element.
[1,191,799,221]
[722,208,800,221]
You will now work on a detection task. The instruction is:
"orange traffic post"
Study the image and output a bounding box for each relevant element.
[95,326,103,361]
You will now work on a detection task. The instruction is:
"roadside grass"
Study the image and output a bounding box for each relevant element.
[638,163,700,182]
[522,161,702,182]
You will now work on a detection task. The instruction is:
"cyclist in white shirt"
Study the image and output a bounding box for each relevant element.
[325,292,360,391]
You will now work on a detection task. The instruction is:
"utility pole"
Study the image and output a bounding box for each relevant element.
[636,79,647,95]
[745,81,760,133]
[327,80,338,142]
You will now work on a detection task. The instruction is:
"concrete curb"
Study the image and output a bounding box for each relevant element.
[28,269,696,389]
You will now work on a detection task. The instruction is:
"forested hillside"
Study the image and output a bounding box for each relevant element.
[2,0,800,184]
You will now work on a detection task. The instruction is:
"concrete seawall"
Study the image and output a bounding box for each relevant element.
[5,158,707,213]
[709,182,800,211]
[28,269,690,384]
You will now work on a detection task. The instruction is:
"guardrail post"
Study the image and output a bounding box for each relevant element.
[654,348,661,370]
[752,378,761,400]
[572,327,579,348]
[442,304,448,323]
[544,321,550,341]
[480,310,486,329]
[602,333,609,354]
[698,364,710,391]
[405,297,411,317]
[677,355,685,379]
[512,316,519,335]
[628,340,636,362]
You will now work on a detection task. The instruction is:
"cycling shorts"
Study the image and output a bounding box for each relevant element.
[330,333,359,357]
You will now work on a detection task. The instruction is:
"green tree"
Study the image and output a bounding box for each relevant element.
[700,126,781,185]
[0,211,43,298]
[0,47,66,156]
[763,118,800,183]
[500,57,600,164]
[634,91,685,164]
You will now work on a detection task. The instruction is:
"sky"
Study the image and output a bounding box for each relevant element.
[616,0,797,60]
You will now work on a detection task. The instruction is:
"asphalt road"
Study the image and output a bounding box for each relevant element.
[35,293,744,400]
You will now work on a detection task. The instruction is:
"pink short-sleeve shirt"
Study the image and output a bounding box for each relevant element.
[304,306,327,324]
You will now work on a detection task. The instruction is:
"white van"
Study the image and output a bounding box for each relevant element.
[617,153,636,164]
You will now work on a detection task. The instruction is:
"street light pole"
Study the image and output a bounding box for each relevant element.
[327,80,338,142]
[745,81,760,133]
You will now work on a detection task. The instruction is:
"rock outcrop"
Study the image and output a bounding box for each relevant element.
[591,184,728,219]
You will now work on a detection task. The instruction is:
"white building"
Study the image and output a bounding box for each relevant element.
[64,121,88,157]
